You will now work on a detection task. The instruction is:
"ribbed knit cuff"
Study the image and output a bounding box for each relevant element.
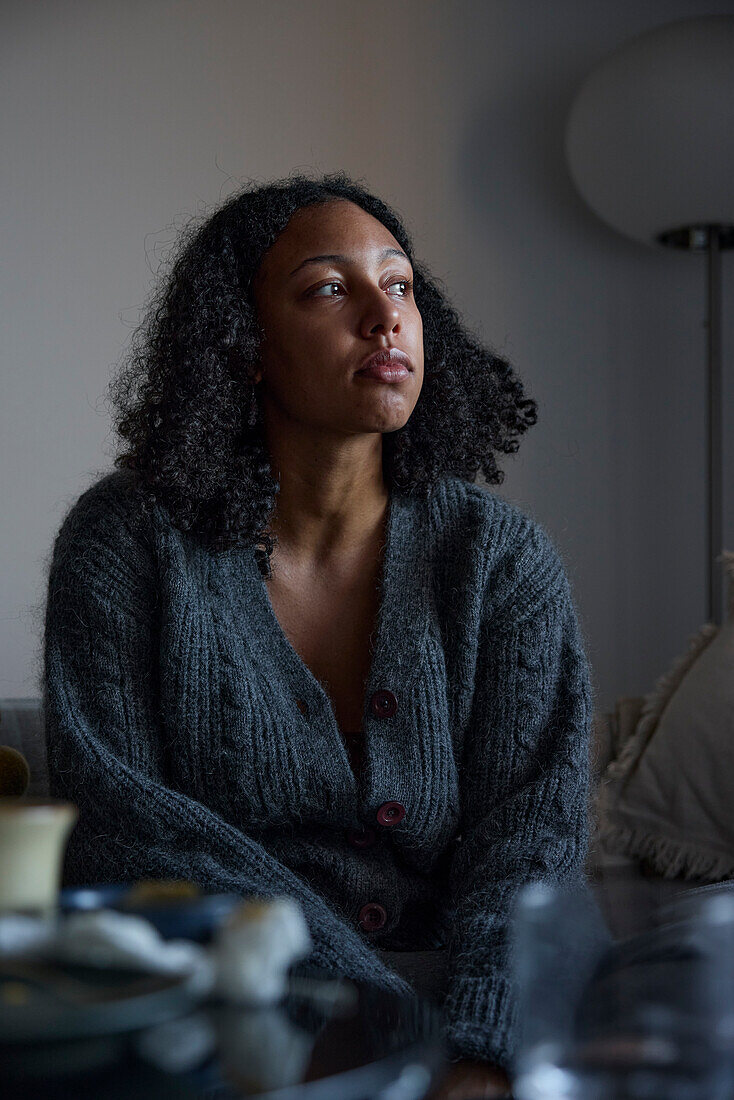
[441,971,519,1071]
[292,941,416,1001]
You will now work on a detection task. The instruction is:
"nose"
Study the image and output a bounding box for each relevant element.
[359,286,401,339]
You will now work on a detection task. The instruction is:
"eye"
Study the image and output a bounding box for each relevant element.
[310,281,344,297]
[308,277,413,298]
[388,277,413,297]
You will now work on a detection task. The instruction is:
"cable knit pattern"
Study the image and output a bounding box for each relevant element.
[43,469,593,1070]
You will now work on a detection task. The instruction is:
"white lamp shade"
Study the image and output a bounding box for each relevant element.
[565,15,734,247]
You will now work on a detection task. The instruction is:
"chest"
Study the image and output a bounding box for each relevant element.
[264,560,382,767]
[160,537,463,856]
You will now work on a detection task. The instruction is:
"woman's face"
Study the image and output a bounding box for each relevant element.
[250,199,424,439]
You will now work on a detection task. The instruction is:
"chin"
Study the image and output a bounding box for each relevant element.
[367,415,412,435]
[358,400,416,430]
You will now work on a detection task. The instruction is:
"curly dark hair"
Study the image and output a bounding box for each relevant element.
[109,169,537,575]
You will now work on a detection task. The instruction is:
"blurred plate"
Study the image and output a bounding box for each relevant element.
[60,885,243,942]
[0,959,205,1044]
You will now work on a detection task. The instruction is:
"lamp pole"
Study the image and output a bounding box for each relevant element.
[707,226,724,627]
[657,224,732,626]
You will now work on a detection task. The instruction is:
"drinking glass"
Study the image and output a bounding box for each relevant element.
[0,797,77,914]
[511,869,734,1100]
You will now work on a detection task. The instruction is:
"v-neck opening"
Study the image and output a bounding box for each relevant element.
[210,484,434,810]
[246,491,401,786]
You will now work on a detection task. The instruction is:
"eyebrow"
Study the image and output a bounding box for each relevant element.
[288,247,410,277]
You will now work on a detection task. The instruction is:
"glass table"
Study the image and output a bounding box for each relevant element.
[1,975,447,1100]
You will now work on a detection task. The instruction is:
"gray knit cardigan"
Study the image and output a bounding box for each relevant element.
[43,469,593,1069]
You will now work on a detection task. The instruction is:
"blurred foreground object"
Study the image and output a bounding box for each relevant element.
[0,799,77,914]
[211,896,313,1005]
[512,875,734,1100]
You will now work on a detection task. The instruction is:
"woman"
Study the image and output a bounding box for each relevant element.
[44,171,593,1092]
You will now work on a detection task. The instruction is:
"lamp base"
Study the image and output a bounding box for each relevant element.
[657,224,734,250]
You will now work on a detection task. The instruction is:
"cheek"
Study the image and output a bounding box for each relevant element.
[264,358,343,415]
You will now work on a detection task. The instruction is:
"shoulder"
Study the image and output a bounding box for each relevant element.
[432,476,572,626]
[48,469,155,583]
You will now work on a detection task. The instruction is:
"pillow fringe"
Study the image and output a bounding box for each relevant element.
[595,819,734,884]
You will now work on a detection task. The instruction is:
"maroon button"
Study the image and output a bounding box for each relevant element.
[347,826,377,849]
[358,902,387,932]
[376,801,406,827]
[370,689,398,719]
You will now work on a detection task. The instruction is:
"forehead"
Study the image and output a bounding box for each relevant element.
[256,199,406,283]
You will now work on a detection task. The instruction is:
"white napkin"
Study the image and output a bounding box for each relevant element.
[0,914,57,957]
[0,895,313,1007]
[0,908,214,996]
[211,896,313,1005]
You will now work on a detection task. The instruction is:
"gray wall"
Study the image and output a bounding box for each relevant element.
[2,0,732,715]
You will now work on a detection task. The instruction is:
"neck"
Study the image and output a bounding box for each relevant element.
[263,431,389,569]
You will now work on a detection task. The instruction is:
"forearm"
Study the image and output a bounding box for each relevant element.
[442,584,593,1067]
[46,700,413,996]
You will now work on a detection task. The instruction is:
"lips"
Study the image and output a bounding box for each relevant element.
[356,348,412,381]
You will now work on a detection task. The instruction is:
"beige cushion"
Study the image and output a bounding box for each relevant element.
[595,552,734,882]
